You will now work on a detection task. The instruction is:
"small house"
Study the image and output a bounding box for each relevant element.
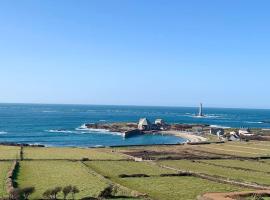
[138,118,152,131]
[192,126,203,134]
[155,119,165,126]
[210,128,224,136]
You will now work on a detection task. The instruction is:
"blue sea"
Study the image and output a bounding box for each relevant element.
[0,104,270,147]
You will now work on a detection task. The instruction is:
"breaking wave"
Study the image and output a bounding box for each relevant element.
[0,131,7,135]
[45,130,75,134]
[210,125,231,129]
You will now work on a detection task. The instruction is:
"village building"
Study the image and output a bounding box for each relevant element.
[155,119,165,126]
[238,128,253,136]
[138,118,152,131]
[210,128,225,136]
[192,126,203,134]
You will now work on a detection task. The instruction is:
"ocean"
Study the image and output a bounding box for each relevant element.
[0,103,270,147]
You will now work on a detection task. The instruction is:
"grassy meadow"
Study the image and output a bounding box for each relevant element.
[0,146,20,160]
[0,161,12,198]
[1,141,270,199]
[17,161,108,199]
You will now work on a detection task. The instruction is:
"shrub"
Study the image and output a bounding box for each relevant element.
[9,188,21,200]
[43,187,62,200]
[98,185,116,199]
[118,174,150,178]
[62,185,72,200]
[21,187,35,200]
[71,186,80,200]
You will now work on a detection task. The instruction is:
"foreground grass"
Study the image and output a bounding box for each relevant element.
[85,161,244,200]
[23,147,127,160]
[120,177,245,200]
[0,146,20,160]
[17,161,108,199]
[0,162,12,198]
[159,160,270,186]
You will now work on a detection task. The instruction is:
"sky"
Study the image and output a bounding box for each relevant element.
[0,0,270,108]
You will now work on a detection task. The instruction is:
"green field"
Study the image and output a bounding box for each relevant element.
[159,160,270,185]
[119,177,245,200]
[23,147,127,160]
[201,159,270,173]
[85,161,175,178]
[17,161,108,199]
[85,161,245,200]
[0,146,20,160]
[0,161,12,198]
[1,142,270,200]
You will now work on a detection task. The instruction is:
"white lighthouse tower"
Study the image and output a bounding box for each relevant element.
[197,103,203,117]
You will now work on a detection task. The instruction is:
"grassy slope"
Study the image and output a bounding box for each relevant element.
[17,161,108,199]
[159,160,270,185]
[0,162,12,198]
[0,146,20,160]
[24,147,126,160]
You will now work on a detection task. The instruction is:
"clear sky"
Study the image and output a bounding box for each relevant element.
[0,0,270,108]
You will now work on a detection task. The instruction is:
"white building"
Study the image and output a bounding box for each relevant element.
[138,118,151,131]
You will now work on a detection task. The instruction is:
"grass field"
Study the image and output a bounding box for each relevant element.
[0,146,20,160]
[23,147,127,160]
[85,161,245,200]
[85,161,175,178]
[159,160,270,186]
[2,142,270,200]
[119,177,245,200]
[17,161,108,199]
[0,161,12,198]
[201,159,270,173]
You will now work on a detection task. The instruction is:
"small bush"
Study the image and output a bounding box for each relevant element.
[98,185,116,199]
[21,187,35,200]
[118,174,150,178]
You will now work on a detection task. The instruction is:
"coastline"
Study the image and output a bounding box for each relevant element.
[160,130,208,143]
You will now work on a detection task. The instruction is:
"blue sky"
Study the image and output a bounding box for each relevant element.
[0,0,270,108]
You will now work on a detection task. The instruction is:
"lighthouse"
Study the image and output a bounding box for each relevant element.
[198,103,203,117]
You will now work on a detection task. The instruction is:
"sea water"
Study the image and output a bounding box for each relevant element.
[0,104,270,147]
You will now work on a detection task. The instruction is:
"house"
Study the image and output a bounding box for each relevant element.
[239,128,253,136]
[192,126,203,134]
[210,128,225,136]
[227,131,240,141]
[155,119,165,126]
[138,118,152,131]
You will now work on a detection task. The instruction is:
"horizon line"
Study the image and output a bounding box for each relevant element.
[0,102,269,110]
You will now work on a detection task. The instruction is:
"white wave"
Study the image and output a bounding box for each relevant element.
[210,125,231,129]
[76,124,122,136]
[45,130,74,133]
[0,131,7,135]
[42,110,57,113]
[245,121,263,124]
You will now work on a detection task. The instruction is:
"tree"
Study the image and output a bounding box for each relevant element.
[21,187,35,200]
[51,187,62,200]
[43,189,54,200]
[71,186,79,200]
[98,185,115,199]
[62,185,72,200]
[43,187,62,200]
